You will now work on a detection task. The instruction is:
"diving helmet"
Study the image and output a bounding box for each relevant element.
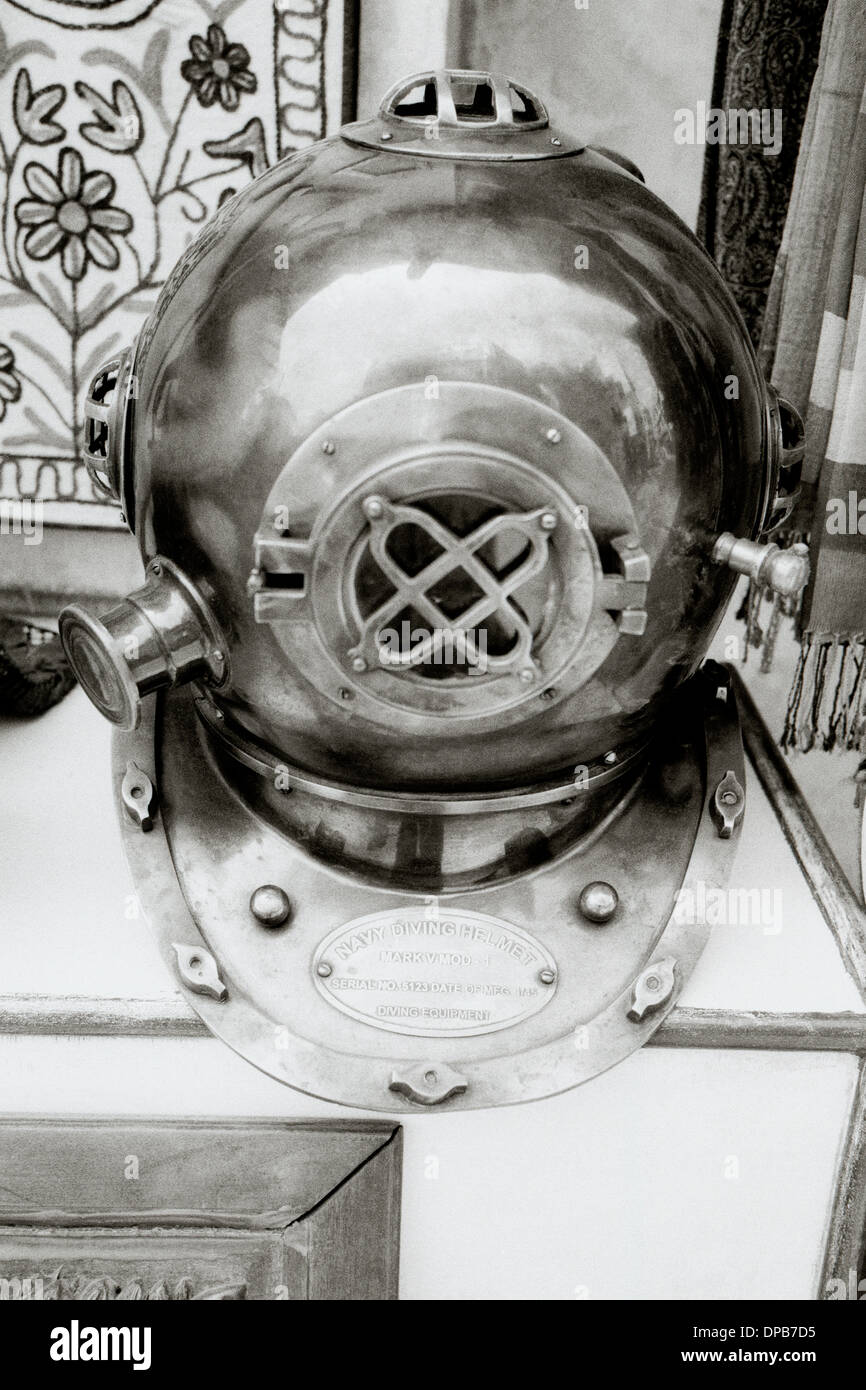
[59,70,808,1109]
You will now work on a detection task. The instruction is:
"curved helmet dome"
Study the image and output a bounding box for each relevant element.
[62,68,804,793]
[57,71,810,1109]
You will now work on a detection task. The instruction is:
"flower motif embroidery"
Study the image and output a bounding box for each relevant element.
[13,68,65,146]
[75,79,143,155]
[0,344,21,421]
[15,147,133,282]
[203,116,269,178]
[181,25,257,111]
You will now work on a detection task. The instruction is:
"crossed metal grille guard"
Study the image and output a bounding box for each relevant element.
[82,344,134,504]
[348,496,555,677]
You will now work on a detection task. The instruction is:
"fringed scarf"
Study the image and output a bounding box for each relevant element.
[753,0,866,761]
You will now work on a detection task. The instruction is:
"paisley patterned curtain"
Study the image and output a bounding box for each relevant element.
[697,0,829,345]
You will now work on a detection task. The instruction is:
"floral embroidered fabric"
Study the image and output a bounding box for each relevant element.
[0,0,352,518]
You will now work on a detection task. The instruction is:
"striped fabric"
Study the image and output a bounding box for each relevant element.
[755,0,866,753]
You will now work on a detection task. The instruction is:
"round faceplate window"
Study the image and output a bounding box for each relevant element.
[253,381,644,733]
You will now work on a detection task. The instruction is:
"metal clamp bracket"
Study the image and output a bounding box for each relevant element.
[597,532,651,635]
[249,534,313,623]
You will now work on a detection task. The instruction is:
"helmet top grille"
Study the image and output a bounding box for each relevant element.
[382,70,548,133]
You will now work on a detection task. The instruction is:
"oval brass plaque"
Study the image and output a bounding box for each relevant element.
[312,907,557,1037]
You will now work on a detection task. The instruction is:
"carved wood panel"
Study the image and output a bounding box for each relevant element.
[0,1117,401,1300]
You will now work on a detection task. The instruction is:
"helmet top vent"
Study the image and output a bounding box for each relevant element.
[384,70,548,132]
[341,68,583,162]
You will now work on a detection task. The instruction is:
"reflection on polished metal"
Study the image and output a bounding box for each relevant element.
[249,885,292,929]
[246,381,651,733]
[112,663,746,1109]
[61,69,788,1107]
[60,557,227,731]
[578,882,619,925]
[713,532,810,600]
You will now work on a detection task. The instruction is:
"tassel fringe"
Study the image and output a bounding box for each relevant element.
[737,526,866,760]
[740,585,866,755]
[776,632,866,754]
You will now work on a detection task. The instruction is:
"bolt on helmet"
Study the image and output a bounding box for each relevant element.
[60,71,807,1109]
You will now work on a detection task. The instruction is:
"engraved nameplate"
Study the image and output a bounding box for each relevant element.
[312,907,557,1038]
